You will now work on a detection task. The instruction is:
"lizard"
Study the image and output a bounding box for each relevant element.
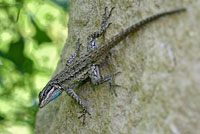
[38,7,186,124]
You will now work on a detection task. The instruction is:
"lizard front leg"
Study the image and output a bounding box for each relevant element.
[66,38,82,66]
[89,64,121,96]
[63,86,91,124]
[87,7,114,51]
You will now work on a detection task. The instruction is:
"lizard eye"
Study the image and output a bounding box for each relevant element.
[39,91,44,99]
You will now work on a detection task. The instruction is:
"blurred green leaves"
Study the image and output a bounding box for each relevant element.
[32,19,52,45]
[0,0,69,133]
[0,37,34,73]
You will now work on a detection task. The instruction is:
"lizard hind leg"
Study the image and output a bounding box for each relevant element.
[101,6,115,32]
[87,7,115,51]
[89,64,121,97]
[66,38,82,66]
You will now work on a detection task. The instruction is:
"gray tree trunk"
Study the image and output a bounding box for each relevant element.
[35,0,200,134]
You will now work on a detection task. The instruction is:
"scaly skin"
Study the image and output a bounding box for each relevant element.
[38,7,186,124]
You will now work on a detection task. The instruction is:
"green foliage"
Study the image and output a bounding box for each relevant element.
[0,0,69,133]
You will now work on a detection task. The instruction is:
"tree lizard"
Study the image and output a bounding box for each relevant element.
[38,7,186,124]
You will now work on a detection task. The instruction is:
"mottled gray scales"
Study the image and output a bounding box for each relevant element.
[66,38,82,66]
[87,7,114,51]
[38,7,186,124]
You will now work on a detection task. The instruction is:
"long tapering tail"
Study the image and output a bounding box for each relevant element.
[102,8,186,51]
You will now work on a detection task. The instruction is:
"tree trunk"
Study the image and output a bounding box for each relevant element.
[35,0,200,134]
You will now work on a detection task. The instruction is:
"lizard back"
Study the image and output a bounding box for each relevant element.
[50,8,186,86]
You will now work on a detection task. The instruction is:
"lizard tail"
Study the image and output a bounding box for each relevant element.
[103,8,186,50]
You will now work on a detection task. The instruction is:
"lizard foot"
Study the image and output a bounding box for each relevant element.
[78,108,91,125]
[109,72,122,97]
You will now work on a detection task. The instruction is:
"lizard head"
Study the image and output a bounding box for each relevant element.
[38,82,63,108]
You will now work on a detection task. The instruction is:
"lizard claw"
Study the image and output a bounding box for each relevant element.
[110,83,122,97]
[109,72,122,97]
[78,108,91,125]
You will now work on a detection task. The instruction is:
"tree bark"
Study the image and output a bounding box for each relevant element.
[35,0,200,134]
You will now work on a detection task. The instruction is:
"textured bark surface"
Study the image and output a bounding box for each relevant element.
[35,0,200,134]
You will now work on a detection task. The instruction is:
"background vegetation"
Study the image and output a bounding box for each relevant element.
[0,0,69,133]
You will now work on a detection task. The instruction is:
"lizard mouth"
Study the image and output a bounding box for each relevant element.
[38,101,45,108]
[39,105,43,108]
